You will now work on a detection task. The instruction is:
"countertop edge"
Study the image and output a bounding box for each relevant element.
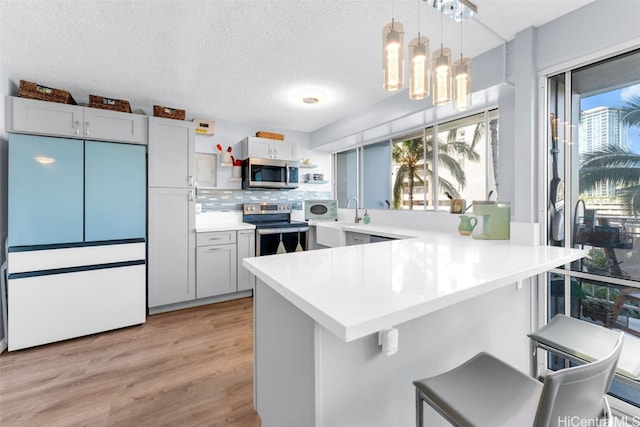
[196,223,256,232]
[245,244,587,343]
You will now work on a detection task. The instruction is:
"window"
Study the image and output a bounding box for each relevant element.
[363,142,392,209]
[335,149,358,208]
[334,109,499,212]
[546,48,640,408]
[435,111,498,209]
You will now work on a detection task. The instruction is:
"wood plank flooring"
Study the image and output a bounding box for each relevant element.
[0,297,261,427]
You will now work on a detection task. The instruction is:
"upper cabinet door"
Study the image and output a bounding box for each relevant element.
[148,116,195,188]
[8,134,84,246]
[7,96,83,138]
[84,141,147,241]
[83,108,147,145]
[272,140,297,161]
[6,97,147,144]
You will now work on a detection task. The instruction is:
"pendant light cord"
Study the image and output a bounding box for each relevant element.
[440,10,444,50]
[417,0,421,39]
[460,19,463,59]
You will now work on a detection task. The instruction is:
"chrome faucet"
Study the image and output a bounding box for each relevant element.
[346,197,362,223]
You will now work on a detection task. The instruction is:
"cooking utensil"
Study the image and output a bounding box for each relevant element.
[276,233,287,254]
[295,232,303,252]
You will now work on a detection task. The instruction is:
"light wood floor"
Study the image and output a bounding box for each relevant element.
[0,297,261,427]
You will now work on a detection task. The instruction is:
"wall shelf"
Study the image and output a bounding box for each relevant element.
[299,164,317,168]
[303,180,328,184]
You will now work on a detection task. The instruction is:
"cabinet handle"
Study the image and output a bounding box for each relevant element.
[74,120,81,135]
[206,247,225,252]
[273,149,278,158]
[84,121,90,136]
[189,175,194,186]
[190,190,195,202]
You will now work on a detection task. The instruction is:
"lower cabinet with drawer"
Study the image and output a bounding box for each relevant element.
[196,231,237,298]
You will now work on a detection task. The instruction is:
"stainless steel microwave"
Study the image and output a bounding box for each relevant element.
[242,157,299,189]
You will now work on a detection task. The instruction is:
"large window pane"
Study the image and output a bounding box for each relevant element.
[335,149,358,208]
[436,111,497,211]
[363,142,391,209]
[391,130,428,210]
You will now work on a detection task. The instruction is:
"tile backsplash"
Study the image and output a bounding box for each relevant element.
[196,189,332,212]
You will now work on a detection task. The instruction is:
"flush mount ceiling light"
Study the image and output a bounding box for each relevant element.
[290,87,330,107]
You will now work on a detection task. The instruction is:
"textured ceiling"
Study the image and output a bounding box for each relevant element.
[1,0,595,133]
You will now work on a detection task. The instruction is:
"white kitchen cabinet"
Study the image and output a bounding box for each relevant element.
[241,136,297,161]
[5,96,147,144]
[148,187,196,307]
[195,153,217,188]
[148,116,195,188]
[237,229,256,291]
[196,231,237,298]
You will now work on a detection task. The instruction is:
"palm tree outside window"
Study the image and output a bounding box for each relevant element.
[391,110,497,210]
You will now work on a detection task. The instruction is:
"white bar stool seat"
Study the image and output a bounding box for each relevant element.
[413,333,624,427]
[528,314,640,385]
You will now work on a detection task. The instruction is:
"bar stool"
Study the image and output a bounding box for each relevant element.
[412,332,623,427]
[528,314,640,386]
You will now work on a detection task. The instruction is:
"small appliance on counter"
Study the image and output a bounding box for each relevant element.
[472,201,511,240]
[305,199,338,221]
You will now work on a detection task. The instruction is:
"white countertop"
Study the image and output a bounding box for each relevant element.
[244,231,586,342]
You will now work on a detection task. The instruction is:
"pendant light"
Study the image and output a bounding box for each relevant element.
[382,0,404,91]
[409,0,429,100]
[452,19,472,111]
[432,13,451,106]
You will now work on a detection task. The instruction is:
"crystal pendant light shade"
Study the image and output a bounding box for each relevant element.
[432,47,451,106]
[452,57,472,111]
[409,36,430,100]
[382,20,404,91]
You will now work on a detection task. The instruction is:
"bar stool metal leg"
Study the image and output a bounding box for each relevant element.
[415,387,424,427]
[530,340,539,379]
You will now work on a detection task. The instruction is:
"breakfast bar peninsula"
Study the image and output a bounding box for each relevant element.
[243,230,585,427]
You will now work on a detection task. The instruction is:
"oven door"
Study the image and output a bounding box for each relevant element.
[256,227,308,256]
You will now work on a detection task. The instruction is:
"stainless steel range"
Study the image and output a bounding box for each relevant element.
[243,203,309,256]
